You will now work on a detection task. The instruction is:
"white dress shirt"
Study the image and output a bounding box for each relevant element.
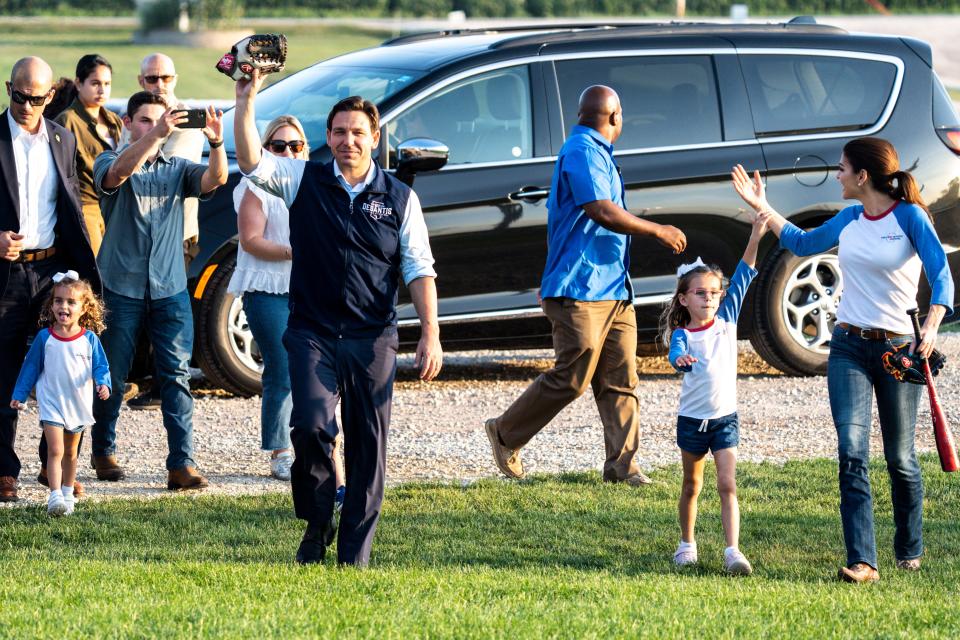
[243,152,437,284]
[8,110,58,250]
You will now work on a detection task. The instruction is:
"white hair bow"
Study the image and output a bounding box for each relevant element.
[52,270,79,284]
[676,257,706,278]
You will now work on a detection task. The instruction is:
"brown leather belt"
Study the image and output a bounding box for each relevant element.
[14,246,57,263]
[837,322,910,341]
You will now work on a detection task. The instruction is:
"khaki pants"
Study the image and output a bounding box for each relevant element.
[494,298,641,481]
[82,203,105,257]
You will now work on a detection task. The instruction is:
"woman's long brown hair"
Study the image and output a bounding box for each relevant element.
[842,137,928,214]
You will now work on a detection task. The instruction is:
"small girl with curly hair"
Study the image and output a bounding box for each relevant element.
[660,213,766,574]
[10,271,110,516]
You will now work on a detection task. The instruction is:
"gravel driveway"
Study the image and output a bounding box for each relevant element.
[4,334,958,507]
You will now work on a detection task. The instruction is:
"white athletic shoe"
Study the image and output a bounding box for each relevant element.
[270,451,294,481]
[724,548,753,575]
[674,542,698,567]
[47,492,68,517]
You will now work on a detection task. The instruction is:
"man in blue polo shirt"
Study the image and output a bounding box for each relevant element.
[485,85,686,486]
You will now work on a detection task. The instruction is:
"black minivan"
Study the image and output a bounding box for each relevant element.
[187,19,960,396]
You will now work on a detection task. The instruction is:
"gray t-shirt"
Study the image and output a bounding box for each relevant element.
[94,148,209,300]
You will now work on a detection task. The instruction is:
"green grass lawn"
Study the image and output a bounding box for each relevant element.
[0,22,387,103]
[2,456,959,638]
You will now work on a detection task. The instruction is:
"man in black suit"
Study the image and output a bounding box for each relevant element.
[0,57,99,502]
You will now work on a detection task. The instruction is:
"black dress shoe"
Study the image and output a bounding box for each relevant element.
[295,515,337,565]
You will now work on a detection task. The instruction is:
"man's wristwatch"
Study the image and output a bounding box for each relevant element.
[209,139,224,149]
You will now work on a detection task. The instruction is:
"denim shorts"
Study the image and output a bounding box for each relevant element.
[40,420,86,434]
[676,412,739,455]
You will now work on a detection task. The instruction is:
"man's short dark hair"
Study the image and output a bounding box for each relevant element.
[126,91,166,119]
[326,96,379,133]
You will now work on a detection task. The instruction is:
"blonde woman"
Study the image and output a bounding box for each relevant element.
[228,116,344,498]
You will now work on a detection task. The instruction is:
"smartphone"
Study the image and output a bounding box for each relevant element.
[174,109,206,129]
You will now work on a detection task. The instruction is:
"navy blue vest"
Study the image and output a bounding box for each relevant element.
[287,161,411,338]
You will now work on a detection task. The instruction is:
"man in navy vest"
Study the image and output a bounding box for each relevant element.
[235,71,442,567]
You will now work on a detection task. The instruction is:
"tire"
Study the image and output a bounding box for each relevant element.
[749,246,842,376]
[194,253,263,397]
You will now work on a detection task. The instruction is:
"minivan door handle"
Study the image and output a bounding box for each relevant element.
[508,186,550,202]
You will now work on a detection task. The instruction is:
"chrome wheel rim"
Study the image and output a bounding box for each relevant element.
[227,295,262,374]
[780,254,842,355]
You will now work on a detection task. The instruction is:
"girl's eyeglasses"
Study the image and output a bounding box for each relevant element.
[265,140,305,154]
[686,288,725,299]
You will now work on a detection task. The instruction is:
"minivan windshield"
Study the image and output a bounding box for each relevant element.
[220,65,424,154]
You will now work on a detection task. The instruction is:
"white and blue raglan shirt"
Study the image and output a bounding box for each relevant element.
[669,261,757,420]
[779,201,954,335]
[11,329,111,430]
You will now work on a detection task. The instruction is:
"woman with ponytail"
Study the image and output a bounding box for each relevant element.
[732,136,954,584]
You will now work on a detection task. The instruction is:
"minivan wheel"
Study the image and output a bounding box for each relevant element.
[750,247,842,376]
[194,253,263,397]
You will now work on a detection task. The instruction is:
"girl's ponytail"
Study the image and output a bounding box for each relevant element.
[889,170,929,214]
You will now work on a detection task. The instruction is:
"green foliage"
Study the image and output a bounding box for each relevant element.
[137,0,244,32]
[6,0,960,17]
[138,0,181,31]
[1,456,959,637]
[191,0,245,28]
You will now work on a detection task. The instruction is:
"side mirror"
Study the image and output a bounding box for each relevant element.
[395,138,449,187]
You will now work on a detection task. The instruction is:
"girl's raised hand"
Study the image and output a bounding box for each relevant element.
[675,354,698,368]
[97,385,110,401]
[731,164,769,213]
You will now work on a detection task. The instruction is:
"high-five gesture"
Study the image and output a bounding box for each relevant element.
[731,164,769,214]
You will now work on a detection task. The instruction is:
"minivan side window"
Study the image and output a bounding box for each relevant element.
[388,66,533,165]
[740,54,898,137]
[555,55,722,150]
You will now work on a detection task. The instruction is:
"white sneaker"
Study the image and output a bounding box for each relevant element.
[47,492,68,517]
[674,542,698,567]
[270,451,294,481]
[62,494,76,516]
[724,548,753,575]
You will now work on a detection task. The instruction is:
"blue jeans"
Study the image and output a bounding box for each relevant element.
[242,291,292,451]
[92,289,195,471]
[828,327,923,568]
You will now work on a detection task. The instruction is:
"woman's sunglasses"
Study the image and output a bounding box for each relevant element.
[9,88,52,106]
[265,139,305,154]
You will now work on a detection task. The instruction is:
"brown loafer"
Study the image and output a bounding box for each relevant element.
[0,476,17,502]
[484,418,525,479]
[91,454,126,481]
[37,467,85,497]
[838,563,879,583]
[167,466,209,491]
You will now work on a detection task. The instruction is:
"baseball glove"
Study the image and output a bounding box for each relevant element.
[215,34,287,81]
[881,343,946,384]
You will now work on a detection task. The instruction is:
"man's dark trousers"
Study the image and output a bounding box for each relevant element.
[283,325,397,567]
[0,258,66,477]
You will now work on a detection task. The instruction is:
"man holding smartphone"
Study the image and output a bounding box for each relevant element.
[89,91,227,490]
[123,53,206,413]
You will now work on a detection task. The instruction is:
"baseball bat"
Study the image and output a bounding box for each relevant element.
[908,308,959,472]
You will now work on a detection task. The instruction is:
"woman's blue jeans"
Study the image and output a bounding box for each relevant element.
[243,291,292,451]
[828,327,923,568]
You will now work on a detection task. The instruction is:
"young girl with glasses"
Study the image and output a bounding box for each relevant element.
[659,213,767,574]
[10,271,110,516]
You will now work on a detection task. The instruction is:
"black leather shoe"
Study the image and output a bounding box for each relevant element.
[295,516,337,565]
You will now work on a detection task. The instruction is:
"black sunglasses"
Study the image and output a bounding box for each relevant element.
[9,88,51,107]
[265,139,305,154]
[143,74,175,84]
